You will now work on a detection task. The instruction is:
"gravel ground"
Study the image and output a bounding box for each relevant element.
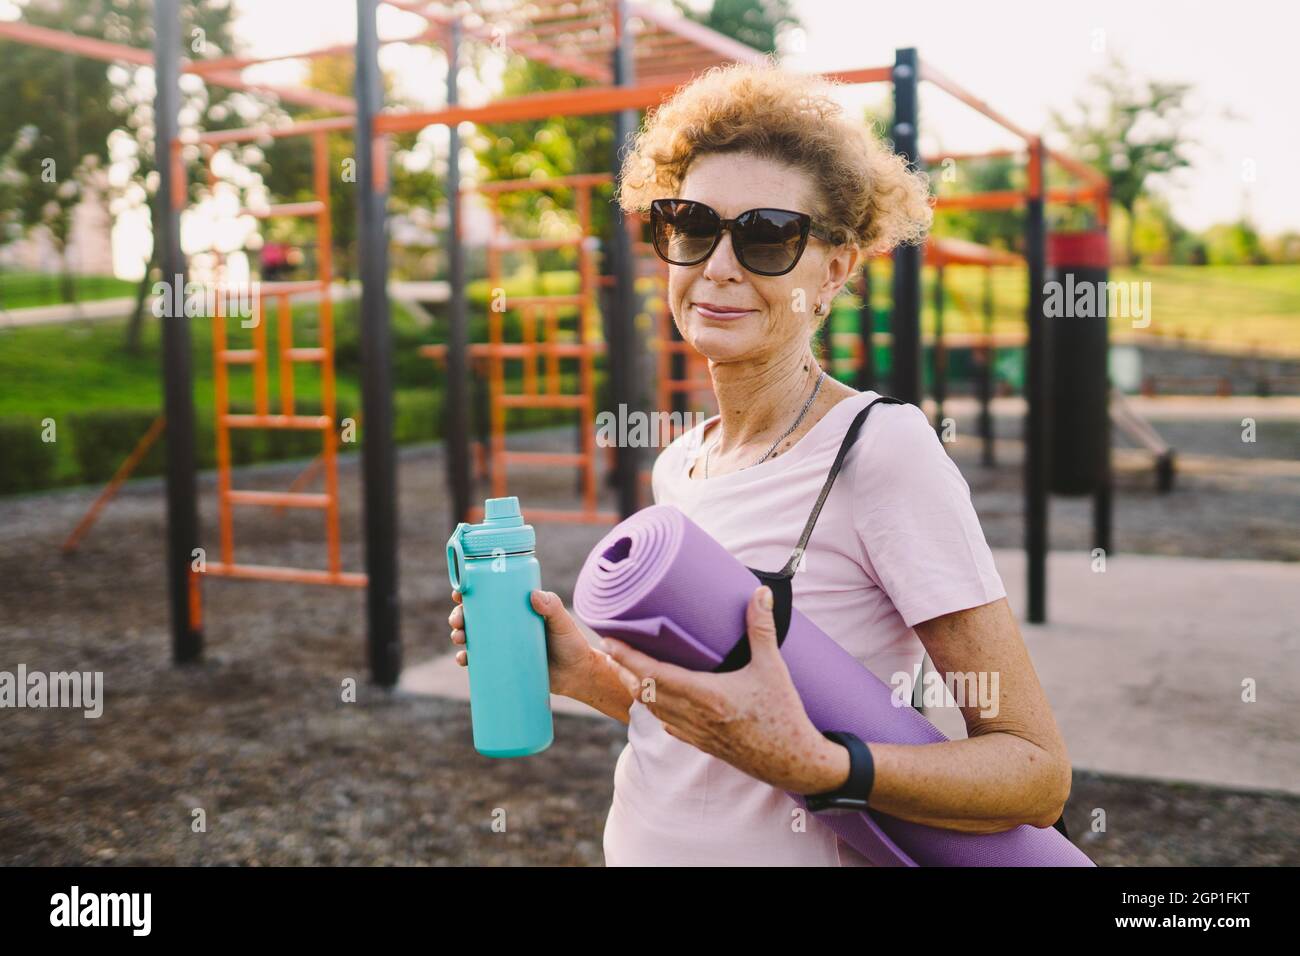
[1,414,1297,865]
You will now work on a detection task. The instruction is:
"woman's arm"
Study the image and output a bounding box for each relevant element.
[844,597,1072,833]
[565,645,637,725]
[602,590,1072,834]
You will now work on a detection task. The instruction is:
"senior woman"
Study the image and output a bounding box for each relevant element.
[448,61,1072,866]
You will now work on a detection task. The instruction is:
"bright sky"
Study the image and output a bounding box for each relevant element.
[229,0,1298,236]
[4,0,1290,272]
[783,0,1298,234]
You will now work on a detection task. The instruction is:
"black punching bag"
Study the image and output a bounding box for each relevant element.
[1048,231,1110,496]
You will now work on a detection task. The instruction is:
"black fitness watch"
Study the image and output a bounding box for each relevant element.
[805,730,875,814]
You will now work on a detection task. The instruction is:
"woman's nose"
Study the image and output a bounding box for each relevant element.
[701,229,744,281]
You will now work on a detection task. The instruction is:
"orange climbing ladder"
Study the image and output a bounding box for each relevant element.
[192,131,364,630]
[424,173,617,525]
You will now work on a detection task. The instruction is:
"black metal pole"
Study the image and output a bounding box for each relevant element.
[856,266,875,391]
[890,48,923,407]
[443,18,472,529]
[156,0,201,665]
[979,266,995,466]
[933,262,946,432]
[609,0,641,516]
[355,0,401,685]
[669,320,687,416]
[1025,137,1050,624]
[1093,261,1113,555]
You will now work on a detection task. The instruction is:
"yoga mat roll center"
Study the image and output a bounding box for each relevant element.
[574,504,1094,867]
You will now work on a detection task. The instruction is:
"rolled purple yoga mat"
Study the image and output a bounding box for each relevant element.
[574,505,1094,867]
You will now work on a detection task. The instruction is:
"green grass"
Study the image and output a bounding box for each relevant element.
[850,262,1300,353]
[0,272,593,490]
[0,271,137,310]
[2,264,1295,424]
[0,302,363,420]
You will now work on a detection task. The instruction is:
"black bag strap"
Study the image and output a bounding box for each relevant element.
[714,394,906,673]
[776,395,906,577]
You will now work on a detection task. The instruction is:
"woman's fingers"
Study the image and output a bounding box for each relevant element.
[529,590,584,643]
[449,596,466,667]
[450,590,467,666]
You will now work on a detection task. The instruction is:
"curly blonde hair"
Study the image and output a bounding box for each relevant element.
[616,58,933,258]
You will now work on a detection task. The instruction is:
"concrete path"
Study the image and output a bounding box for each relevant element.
[0,280,447,328]
[925,394,1300,423]
[401,547,1300,796]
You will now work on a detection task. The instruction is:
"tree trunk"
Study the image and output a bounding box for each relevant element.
[1123,203,1138,266]
[124,249,157,355]
[60,248,76,304]
[125,198,163,354]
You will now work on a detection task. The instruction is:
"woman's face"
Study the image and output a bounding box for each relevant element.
[664,152,857,366]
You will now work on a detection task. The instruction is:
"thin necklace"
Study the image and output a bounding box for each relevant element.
[704,368,826,478]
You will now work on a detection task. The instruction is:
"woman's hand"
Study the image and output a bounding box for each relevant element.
[601,585,850,795]
[449,588,597,699]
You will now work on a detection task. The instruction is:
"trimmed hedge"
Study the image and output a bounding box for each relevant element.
[68,408,167,484]
[1,370,590,496]
[0,418,60,494]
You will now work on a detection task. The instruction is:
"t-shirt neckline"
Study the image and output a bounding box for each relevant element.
[674,389,879,491]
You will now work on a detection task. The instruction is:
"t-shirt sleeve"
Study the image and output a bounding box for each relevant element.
[850,401,1007,628]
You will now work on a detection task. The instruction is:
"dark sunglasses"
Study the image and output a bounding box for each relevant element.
[649,198,835,277]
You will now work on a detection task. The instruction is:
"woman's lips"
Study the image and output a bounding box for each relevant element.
[692,302,756,320]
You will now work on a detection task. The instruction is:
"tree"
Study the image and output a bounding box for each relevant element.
[468,55,617,269]
[258,53,438,282]
[932,155,1022,251]
[672,0,799,55]
[1204,219,1266,266]
[0,0,135,302]
[0,0,250,350]
[1051,53,1197,265]
[468,0,795,264]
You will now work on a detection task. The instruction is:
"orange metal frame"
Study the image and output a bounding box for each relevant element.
[61,415,167,554]
[189,129,364,632]
[8,1,1116,592]
[423,173,618,525]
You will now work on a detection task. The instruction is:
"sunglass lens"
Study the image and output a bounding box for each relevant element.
[735,209,806,274]
[654,201,717,264]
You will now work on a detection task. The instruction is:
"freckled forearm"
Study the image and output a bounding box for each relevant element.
[864,733,1069,833]
[565,648,634,725]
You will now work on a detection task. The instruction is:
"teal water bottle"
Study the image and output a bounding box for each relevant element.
[446,497,554,758]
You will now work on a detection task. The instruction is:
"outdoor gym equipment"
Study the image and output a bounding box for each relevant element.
[5,0,1115,683]
[192,128,364,628]
[422,173,615,524]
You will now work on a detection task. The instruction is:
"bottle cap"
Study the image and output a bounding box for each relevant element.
[451,497,536,558]
[483,496,523,524]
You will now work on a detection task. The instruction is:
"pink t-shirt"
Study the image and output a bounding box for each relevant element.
[601,389,1008,866]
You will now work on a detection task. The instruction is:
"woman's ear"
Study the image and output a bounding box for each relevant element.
[822,244,861,302]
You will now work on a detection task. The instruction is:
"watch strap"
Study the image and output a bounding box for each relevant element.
[806,730,875,813]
